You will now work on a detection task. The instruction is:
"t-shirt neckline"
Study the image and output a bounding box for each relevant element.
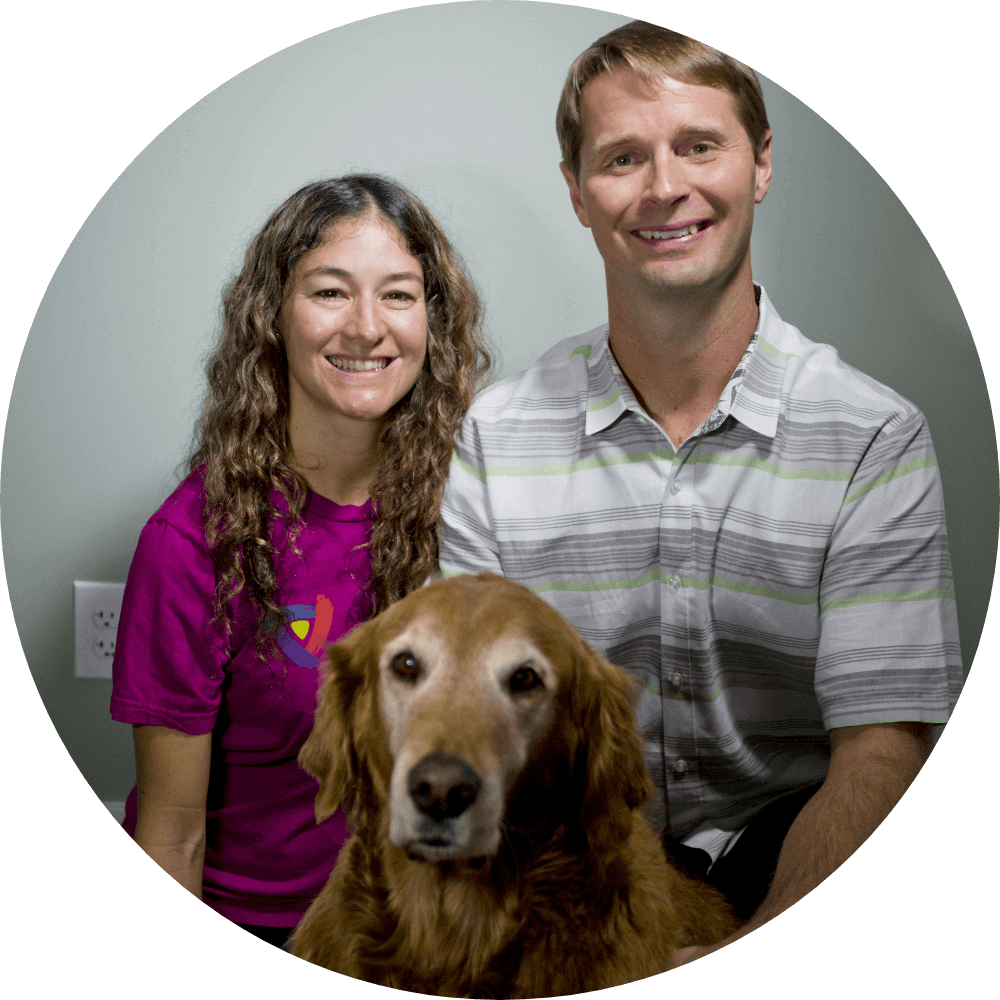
[304,491,374,523]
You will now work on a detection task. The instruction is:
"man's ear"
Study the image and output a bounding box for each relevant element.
[560,161,591,229]
[754,130,773,204]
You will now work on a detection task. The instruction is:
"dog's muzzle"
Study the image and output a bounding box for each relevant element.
[408,752,481,821]
[393,751,500,861]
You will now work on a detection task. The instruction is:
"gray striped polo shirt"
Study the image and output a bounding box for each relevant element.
[440,286,962,843]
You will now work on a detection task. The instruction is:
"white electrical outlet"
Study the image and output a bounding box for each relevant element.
[74,581,126,679]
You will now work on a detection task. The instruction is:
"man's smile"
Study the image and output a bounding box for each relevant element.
[632,221,710,242]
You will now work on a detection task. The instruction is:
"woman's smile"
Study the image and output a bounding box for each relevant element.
[327,355,392,372]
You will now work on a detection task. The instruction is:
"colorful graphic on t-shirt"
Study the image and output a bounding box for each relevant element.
[277,594,333,668]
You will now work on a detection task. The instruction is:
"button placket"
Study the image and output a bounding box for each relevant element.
[661,447,697,831]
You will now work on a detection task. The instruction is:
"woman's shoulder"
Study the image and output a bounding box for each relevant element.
[144,466,209,547]
[124,468,217,623]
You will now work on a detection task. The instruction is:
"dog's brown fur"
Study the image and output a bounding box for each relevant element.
[291,573,737,996]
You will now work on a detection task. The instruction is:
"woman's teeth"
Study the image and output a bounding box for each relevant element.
[329,357,389,371]
[638,224,701,240]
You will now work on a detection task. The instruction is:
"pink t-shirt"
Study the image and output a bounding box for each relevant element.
[111,468,371,926]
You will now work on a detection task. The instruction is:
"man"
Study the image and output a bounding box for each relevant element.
[439,21,961,963]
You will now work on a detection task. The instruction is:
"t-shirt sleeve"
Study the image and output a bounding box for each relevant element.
[440,415,504,578]
[815,409,963,729]
[110,517,229,735]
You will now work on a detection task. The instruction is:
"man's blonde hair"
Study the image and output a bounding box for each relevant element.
[556,21,770,180]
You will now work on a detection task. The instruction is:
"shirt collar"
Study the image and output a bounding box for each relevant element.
[583,333,637,436]
[583,284,787,440]
[728,285,787,439]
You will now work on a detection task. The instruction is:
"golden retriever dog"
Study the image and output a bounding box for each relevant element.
[291,573,737,996]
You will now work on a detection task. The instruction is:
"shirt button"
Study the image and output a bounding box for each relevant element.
[670,477,683,494]
[669,575,681,591]
[673,759,689,776]
[670,671,683,689]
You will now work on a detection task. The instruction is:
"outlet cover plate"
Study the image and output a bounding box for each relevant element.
[74,581,125,679]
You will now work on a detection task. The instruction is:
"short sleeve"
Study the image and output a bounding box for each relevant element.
[110,518,230,735]
[440,416,504,578]
[816,410,963,729]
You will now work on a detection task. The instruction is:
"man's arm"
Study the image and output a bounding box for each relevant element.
[671,720,931,966]
[439,419,504,577]
[670,409,956,966]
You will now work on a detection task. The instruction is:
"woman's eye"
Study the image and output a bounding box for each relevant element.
[385,291,414,302]
[316,288,344,298]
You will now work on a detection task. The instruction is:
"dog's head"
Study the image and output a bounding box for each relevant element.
[299,573,651,863]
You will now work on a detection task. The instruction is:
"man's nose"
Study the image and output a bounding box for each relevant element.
[644,151,690,205]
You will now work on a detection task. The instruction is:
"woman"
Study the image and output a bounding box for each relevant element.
[110,175,491,947]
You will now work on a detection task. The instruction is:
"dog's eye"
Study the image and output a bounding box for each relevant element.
[391,652,421,682]
[508,665,543,694]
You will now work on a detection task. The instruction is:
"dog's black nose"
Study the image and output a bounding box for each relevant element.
[408,753,481,821]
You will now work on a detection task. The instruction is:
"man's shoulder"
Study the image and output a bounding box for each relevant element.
[758,296,923,431]
[467,326,608,425]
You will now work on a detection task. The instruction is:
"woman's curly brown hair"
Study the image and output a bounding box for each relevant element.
[188,175,492,649]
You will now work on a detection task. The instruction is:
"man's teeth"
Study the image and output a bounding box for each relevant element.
[638,224,701,240]
[329,357,389,371]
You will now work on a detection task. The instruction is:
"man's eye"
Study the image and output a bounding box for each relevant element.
[612,154,634,167]
[690,143,711,154]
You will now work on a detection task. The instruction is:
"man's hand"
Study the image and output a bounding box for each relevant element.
[667,921,755,968]
[668,944,713,968]
[670,944,715,969]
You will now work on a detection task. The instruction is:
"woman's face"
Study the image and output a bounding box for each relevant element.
[280,215,428,433]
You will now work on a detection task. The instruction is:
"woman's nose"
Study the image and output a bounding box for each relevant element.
[341,296,384,346]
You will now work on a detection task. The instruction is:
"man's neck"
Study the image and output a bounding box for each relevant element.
[605,272,759,448]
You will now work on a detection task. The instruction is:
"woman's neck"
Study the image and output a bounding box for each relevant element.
[288,401,380,507]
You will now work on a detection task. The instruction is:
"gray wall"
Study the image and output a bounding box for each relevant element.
[3,1,995,808]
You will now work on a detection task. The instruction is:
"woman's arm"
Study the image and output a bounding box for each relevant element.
[132,724,212,897]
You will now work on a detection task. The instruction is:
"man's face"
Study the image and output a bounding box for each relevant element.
[562,68,772,302]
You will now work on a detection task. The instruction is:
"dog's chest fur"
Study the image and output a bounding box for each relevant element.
[294,814,697,998]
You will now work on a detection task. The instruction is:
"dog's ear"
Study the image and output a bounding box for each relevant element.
[298,634,366,824]
[571,639,652,857]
